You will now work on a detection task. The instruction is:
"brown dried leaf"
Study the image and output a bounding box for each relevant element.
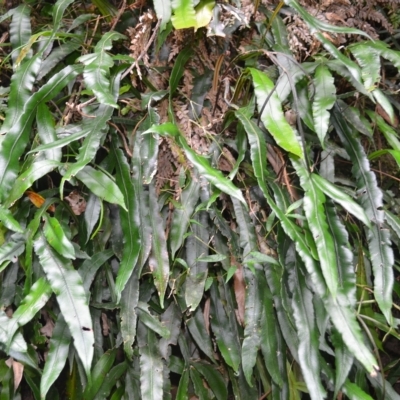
[64,190,87,215]
[203,297,211,335]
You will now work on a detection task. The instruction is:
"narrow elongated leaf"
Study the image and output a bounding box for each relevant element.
[137,302,170,339]
[249,68,303,157]
[170,175,200,258]
[292,158,339,297]
[78,32,126,107]
[209,281,241,372]
[185,211,209,311]
[120,267,140,359]
[372,88,395,125]
[83,349,116,400]
[324,294,378,373]
[137,322,163,400]
[76,166,127,211]
[312,64,335,146]
[4,160,60,208]
[0,65,81,203]
[112,139,141,302]
[332,107,394,323]
[144,123,246,205]
[148,184,169,308]
[40,315,71,399]
[349,44,380,90]
[84,193,101,243]
[175,368,189,400]
[289,260,326,399]
[43,215,75,259]
[235,108,267,183]
[0,236,25,268]
[285,0,371,38]
[37,103,62,162]
[0,207,23,233]
[34,235,94,378]
[9,4,32,64]
[5,278,52,349]
[311,173,370,227]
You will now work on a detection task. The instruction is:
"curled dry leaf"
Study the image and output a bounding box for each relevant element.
[64,190,87,215]
[232,257,245,326]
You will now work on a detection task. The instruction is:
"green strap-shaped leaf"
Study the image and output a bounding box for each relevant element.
[148,183,170,308]
[112,139,141,302]
[171,0,196,29]
[144,123,246,205]
[37,103,62,162]
[186,307,215,362]
[312,64,336,146]
[9,4,32,64]
[190,366,209,400]
[285,0,371,38]
[137,302,170,339]
[83,349,116,400]
[43,215,75,259]
[0,65,81,203]
[332,107,394,323]
[185,210,209,311]
[34,234,94,378]
[5,277,52,350]
[137,321,164,400]
[78,31,126,107]
[0,206,23,233]
[292,158,339,297]
[311,174,370,227]
[120,267,140,358]
[175,368,189,400]
[349,44,381,90]
[324,294,378,374]
[324,200,356,303]
[372,88,395,125]
[209,280,241,372]
[4,160,60,208]
[249,68,303,158]
[169,175,200,258]
[75,166,127,211]
[289,259,326,399]
[361,40,400,71]
[40,314,71,399]
[0,236,25,271]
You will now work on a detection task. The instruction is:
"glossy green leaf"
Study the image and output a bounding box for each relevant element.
[143,123,246,205]
[0,65,81,203]
[137,302,170,339]
[175,368,189,400]
[194,0,215,31]
[190,366,209,400]
[210,281,241,372]
[332,107,394,323]
[75,166,127,211]
[292,158,339,297]
[43,215,75,259]
[372,88,395,125]
[5,277,52,350]
[40,315,71,399]
[148,184,169,308]
[249,68,303,158]
[78,32,126,107]
[367,111,400,151]
[289,261,326,399]
[311,173,370,227]
[112,138,141,302]
[171,0,196,29]
[185,211,209,311]
[0,207,23,234]
[349,44,380,90]
[0,235,25,270]
[36,103,62,162]
[83,349,116,400]
[312,64,335,146]
[34,234,94,378]
[9,4,32,64]
[137,322,163,400]
[170,175,200,258]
